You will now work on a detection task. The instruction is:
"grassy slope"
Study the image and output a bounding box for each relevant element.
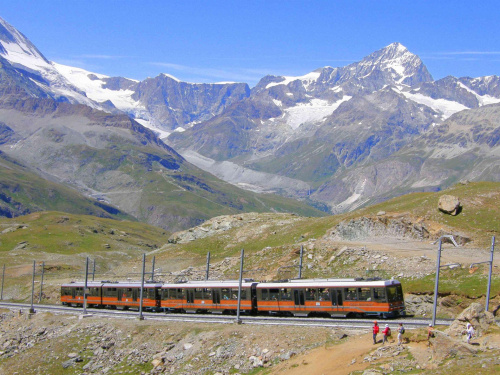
[354,180,500,246]
[154,182,500,297]
[0,182,498,301]
[0,153,132,220]
[0,210,170,302]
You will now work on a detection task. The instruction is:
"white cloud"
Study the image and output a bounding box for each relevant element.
[148,62,272,84]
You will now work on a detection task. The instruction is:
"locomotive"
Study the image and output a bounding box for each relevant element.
[61,277,405,319]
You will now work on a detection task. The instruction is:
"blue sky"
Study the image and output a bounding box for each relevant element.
[1,1,499,86]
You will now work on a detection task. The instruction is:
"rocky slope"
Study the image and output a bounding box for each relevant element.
[0,301,498,374]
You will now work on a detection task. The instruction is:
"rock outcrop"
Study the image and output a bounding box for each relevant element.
[446,302,495,338]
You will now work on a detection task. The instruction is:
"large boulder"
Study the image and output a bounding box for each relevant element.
[438,195,461,215]
[445,303,495,338]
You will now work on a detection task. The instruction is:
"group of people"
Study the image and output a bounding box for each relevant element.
[372,321,476,346]
[372,321,405,345]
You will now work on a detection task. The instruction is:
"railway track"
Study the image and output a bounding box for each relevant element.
[0,302,452,329]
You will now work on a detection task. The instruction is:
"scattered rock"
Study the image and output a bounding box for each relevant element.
[62,359,76,369]
[438,195,461,215]
[151,358,163,367]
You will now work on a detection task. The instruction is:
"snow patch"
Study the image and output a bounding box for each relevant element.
[266,71,321,89]
[161,73,181,82]
[284,96,352,130]
[457,82,500,106]
[401,91,469,119]
[54,63,140,111]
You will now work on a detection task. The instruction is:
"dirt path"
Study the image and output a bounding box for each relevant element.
[268,333,376,375]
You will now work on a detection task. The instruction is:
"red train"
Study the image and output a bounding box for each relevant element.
[61,277,406,318]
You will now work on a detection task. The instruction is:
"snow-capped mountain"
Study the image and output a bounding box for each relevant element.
[168,43,500,213]
[1,14,500,216]
[0,17,103,108]
[0,17,250,138]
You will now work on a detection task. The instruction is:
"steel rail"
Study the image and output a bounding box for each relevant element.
[0,302,453,328]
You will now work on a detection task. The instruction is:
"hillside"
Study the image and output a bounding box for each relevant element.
[1,182,497,304]
[0,182,499,375]
[0,151,131,219]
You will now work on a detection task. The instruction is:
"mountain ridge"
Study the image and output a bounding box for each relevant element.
[0,15,499,218]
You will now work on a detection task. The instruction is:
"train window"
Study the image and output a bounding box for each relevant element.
[161,289,169,299]
[318,288,329,301]
[280,288,292,301]
[261,289,269,301]
[373,288,386,301]
[305,288,317,301]
[345,288,358,301]
[177,288,185,299]
[204,288,212,299]
[358,288,371,301]
[195,288,203,299]
[147,288,156,300]
[387,285,403,302]
[91,287,99,297]
[241,289,248,300]
[104,288,117,297]
[268,289,279,301]
[221,288,231,300]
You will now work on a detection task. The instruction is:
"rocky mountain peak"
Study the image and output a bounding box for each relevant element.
[352,42,433,86]
[0,16,50,67]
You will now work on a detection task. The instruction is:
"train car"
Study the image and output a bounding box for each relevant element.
[61,281,163,310]
[101,282,162,310]
[61,281,103,307]
[256,278,405,318]
[160,280,257,314]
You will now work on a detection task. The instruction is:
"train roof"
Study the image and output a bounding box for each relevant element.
[256,278,401,289]
[61,281,103,287]
[161,280,256,289]
[61,282,162,288]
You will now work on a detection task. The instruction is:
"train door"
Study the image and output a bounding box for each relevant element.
[330,288,343,315]
[187,289,195,304]
[132,288,138,302]
[292,289,307,316]
[71,288,76,299]
[293,289,305,305]
[331,289,343,306]
[212,289,221,304]
[212,288,221,312]
[117,288,123,302]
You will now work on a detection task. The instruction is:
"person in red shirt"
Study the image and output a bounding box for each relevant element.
[382,324,391,345]
[372,321,379,344]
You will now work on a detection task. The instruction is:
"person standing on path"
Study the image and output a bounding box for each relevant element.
[397,323,405,345]
[427,324,433,347]
[466,323,475,344]
[382,324,391,345]
[372,321,379,344]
